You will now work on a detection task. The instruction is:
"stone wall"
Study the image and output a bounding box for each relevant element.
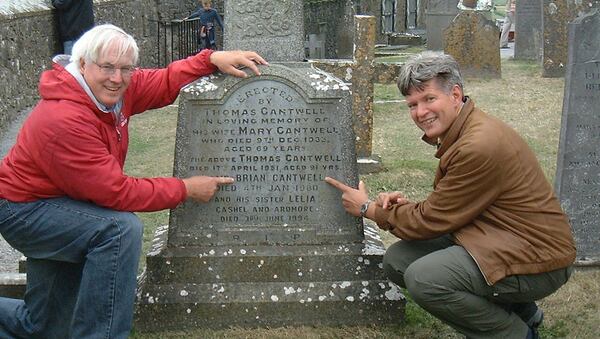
[0,0,198,135]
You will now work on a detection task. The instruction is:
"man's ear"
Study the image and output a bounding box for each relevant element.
[451,84,463,103]
[79,58,86,73]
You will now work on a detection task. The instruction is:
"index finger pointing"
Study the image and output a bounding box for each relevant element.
[324,176,349,191]
[216,177,235,185]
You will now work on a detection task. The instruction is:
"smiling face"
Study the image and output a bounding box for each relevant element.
[80,42,134,108]
[405,79,463,140]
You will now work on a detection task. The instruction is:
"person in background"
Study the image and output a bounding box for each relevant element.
[326,51,575,339]
[51,0,94,55]
[0,24,266,338]
[500,0,516,48]
[187,0,224,51]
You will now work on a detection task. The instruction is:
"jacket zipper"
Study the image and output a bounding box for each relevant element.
[113,112,122,142]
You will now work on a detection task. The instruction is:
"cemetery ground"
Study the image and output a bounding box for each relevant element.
[127,58,600,338]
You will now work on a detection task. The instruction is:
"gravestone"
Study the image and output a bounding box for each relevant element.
[542,0,598,78]
[134,63,405,331]
[555,9,600,264]
[426,0,460,50]
[443,10,501,78]
[135,1,405,330]
[515,0,543,61]
[223,0,304,61]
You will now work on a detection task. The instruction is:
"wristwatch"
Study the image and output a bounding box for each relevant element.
[360,200,372,218]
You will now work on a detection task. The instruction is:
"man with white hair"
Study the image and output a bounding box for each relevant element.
[0,24,266,338]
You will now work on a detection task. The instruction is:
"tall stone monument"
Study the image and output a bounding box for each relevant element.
[426,0,460,50]
[134,0,405,331]
[515,0,543,61]
[223,0,304,62]
[555,9,600,264]
[443,10,501,78]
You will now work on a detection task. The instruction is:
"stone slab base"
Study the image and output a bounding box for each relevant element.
[134,223,405,331]
[387,33,424,46]
[0,273,26,299]
[136,280,404,330]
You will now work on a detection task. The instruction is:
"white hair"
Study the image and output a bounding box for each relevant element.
[70,24,139,65]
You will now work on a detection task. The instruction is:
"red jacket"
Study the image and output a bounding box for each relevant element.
[0,50,217,212]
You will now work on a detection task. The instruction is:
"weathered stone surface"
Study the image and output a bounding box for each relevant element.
[353,16,376,159]
[542,0,598,78]
[555,9,600,263]
[515,0,543,61]
[223,0,304,62]
[310,60,402,85]
[444,10,501,78]
[304,0,352,59]
[134,64,405,330]
[168,64,358,247]
[426,0,460,50]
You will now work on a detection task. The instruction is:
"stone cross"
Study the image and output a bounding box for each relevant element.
[223,0,304,62]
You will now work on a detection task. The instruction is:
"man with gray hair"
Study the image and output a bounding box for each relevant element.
[0,24,266,338]
[326,51,575,338]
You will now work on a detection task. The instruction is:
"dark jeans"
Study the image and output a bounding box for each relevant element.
[383,235,572,338]
[0,197,143,339]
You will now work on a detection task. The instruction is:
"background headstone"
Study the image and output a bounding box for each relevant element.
[223,0,304,61]
[542,0,598,78]
[426,0,460,50]
[444,10,501,78]
[515,0,543,61]
[555,9,600,263]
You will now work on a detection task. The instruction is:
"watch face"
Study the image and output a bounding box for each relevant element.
[360,201,370,216]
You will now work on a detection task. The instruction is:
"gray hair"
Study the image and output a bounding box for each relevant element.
[397,51,464,96]
[70,24,139,65]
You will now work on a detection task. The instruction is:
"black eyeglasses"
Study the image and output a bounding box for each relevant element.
[93,62,135,77]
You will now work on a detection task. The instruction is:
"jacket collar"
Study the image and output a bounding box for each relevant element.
[419,97,474,159]
[435,97,474,158]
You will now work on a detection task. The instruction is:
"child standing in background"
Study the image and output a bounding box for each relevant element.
[187,0,224,51]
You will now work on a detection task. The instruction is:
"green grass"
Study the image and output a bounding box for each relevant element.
[126,58,599,338]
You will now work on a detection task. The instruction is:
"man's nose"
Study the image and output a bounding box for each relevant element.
[109,69,124,82]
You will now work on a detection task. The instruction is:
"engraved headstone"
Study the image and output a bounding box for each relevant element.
[515,0,543,61]
[555,9,600,263]
[223,0,304,62]
[134,64,405,330]
[444,10,501,78]
[168,67,360,247]
[426,0,460,50]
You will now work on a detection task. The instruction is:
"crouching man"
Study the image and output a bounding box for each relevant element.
[326,51,575,339]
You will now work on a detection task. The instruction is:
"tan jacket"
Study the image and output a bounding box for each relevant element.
[373,99,575,285]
